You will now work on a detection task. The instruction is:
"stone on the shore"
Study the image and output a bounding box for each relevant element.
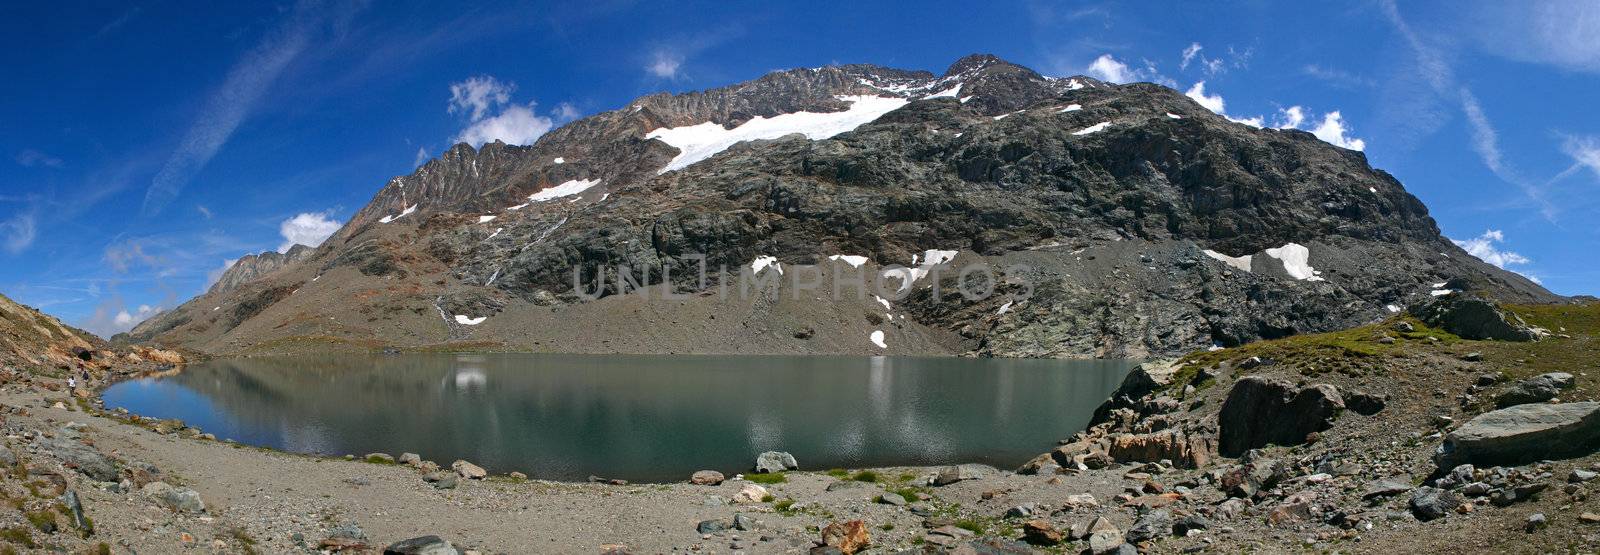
[731,483,769,503]
[365,452,395,464]
[1409,487,1460,521]
[932,463,998,486]
[397,453,422,466]
[383,535,458,555]
[1495,373,1576,408]
[1108,428,1215,468]
[1021,519,1064,546]
[696,519,729,534]
[142,481,205,513]
[423,471,458,489]
[1435,401,1600,468]
[1218,376,1344,457]
[819,520,869,554]
[1409,295,1541,341]
[690,470,725,485]
[754,451,798,474]
[508,471,527,480]
[451,460,487,480]
[1571,469,1598,483]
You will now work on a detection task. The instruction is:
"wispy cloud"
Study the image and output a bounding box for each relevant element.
[195,204,213,220]
[1458,1,1600,74]
[412,146,429,168]
[14,149,63,168]
[447,76,514,121]
[0,212,37,254]
[277,211,341,252]
[1380,0,1555,219]
[1301,64,1375,89]
[141,1,347,217]
[1559,135,1600,181]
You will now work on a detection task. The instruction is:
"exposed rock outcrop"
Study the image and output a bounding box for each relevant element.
[1217,376,1344,457]
[1435,401,1600,468]
[1410,295,1543,342]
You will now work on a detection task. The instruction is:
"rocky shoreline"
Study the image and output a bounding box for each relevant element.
[0,296,1596,553]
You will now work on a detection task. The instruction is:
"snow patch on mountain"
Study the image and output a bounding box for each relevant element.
[646,95,909,173]
[529,179,600,202]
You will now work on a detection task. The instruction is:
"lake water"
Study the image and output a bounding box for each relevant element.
[101,353,1134,482]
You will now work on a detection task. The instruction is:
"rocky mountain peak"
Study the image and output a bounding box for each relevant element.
[942,53,1035,79]
[208,244,316,296]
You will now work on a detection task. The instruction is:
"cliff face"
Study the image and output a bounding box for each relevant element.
[209,244,316,296]
[0,292,99,367]
[124,54,1561,358]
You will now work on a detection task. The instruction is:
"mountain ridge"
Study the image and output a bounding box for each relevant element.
[123,53,1560,358]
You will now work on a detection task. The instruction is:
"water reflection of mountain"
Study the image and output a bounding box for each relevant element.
[109,354,1133,481]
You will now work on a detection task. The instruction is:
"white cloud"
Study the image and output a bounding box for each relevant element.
[1184,81,1224,113]
[647,48,685,79]
[1308,111,1366,151]
[552,102,582,123]
[14,149,63,168]
[0,212,36,254]
[413,146,429,168]
[447,76,513,121]
[1227,115,1265,128]
[113,304,158,327]
[278,211,340,252]
[453,105,553,148]
[1273,106,1307,129]
[141,2,335,217]
[1180,43,1203,70]
[446,76,556,148]
[1560,135,1600,180]
[1086,54,1135,83]
[1452,229,1532,271]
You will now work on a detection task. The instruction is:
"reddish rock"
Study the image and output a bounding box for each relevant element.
[820,520,870,554]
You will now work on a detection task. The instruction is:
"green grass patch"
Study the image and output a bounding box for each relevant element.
[0,527,34,549]
[745,472,786,484]
[363,455,396,464]
[826,468,849,478]
[850,470,881,483]
[954,518,987,534]
[773,498,797,514]
[22,511,54,533]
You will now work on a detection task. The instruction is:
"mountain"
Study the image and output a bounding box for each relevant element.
[208,244,316,296]
[0,291,101,367]
[124,54,1560,358]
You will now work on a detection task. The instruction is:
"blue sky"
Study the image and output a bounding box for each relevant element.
[2,1,1597,337]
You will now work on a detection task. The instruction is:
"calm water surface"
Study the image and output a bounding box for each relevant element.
[102,354,1133,481]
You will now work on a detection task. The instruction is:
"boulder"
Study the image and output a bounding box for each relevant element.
[753,451,798,474]
[1021,519,1064,546]
[423,471,458,489]
[42,438,119,482]
[1435,402,1600,468]
[397,453,422,466]
[696,519,729,534]
[819,520,869,554]
[690,470,725,485]
[1107,428,1216,468]
[932,464,998,486]
[1124,510,1171,543]
[731,483,769,503]
[1495,373,1576,408]
[1409,296,1540,341]
[1409,487,1460,521]
[1088,528,1124,554]
[1218,377,1344,457]
[383,535,458,555]
[450,460,487,480]
[364,452,395,464]
[142,482,205,513]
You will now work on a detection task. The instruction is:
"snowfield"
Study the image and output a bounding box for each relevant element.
[646,95,909,173]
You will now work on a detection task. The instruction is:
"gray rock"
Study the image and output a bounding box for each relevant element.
[1218,376,1344,456]
[1125,510,1171,543]
[383,535,458,555]
[1409,487,1460,521]
[423,471,458,489]
[42,437,119,482]
[733,513,761,531]
[327,523,367,541]
[753,451,797,474]
[141,481,205,513]
[1004,503,1037,518]
[1571,469,1598,483]
[397,453,422,466]
[932,463,998,486]
[1088,528,1124,554]
[1497,373,1577,408]
[696,518,730,534]
[61,490,90,532]
[1173,514,1210,536]
[0,444,15,467]
[879,492,908,506]
[1461,482,1492,496]
[1436,402,1600,468]
[1409,296,1541,341]
[1526,513,1548,532]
